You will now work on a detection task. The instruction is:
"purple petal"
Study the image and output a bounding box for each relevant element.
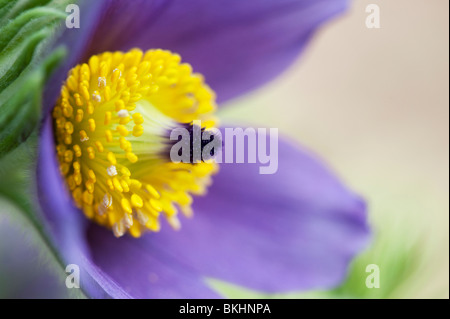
[37,119,369,297]
[86,225,222,298]
[44,0,348,109]
[123,131,370,293]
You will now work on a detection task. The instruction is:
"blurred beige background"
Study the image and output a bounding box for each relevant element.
[220,0,449,298]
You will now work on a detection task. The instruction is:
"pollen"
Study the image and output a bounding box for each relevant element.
[53,49,218,238]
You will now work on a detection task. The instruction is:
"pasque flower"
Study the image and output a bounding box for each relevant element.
[31,0,370,298]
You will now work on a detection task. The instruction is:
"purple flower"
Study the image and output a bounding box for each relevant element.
[36,0,369,298]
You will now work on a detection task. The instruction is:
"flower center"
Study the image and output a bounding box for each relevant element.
[52,49,218,238]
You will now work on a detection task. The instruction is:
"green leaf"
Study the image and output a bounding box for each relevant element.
[0,0,74,159]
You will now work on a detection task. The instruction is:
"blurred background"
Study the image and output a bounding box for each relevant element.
[1,0,448,298]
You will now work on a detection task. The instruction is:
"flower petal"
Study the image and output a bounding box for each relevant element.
[44,0,348,107]
[134,131,370,293]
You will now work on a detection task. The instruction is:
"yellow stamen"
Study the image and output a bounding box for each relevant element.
[53,49,218,238]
